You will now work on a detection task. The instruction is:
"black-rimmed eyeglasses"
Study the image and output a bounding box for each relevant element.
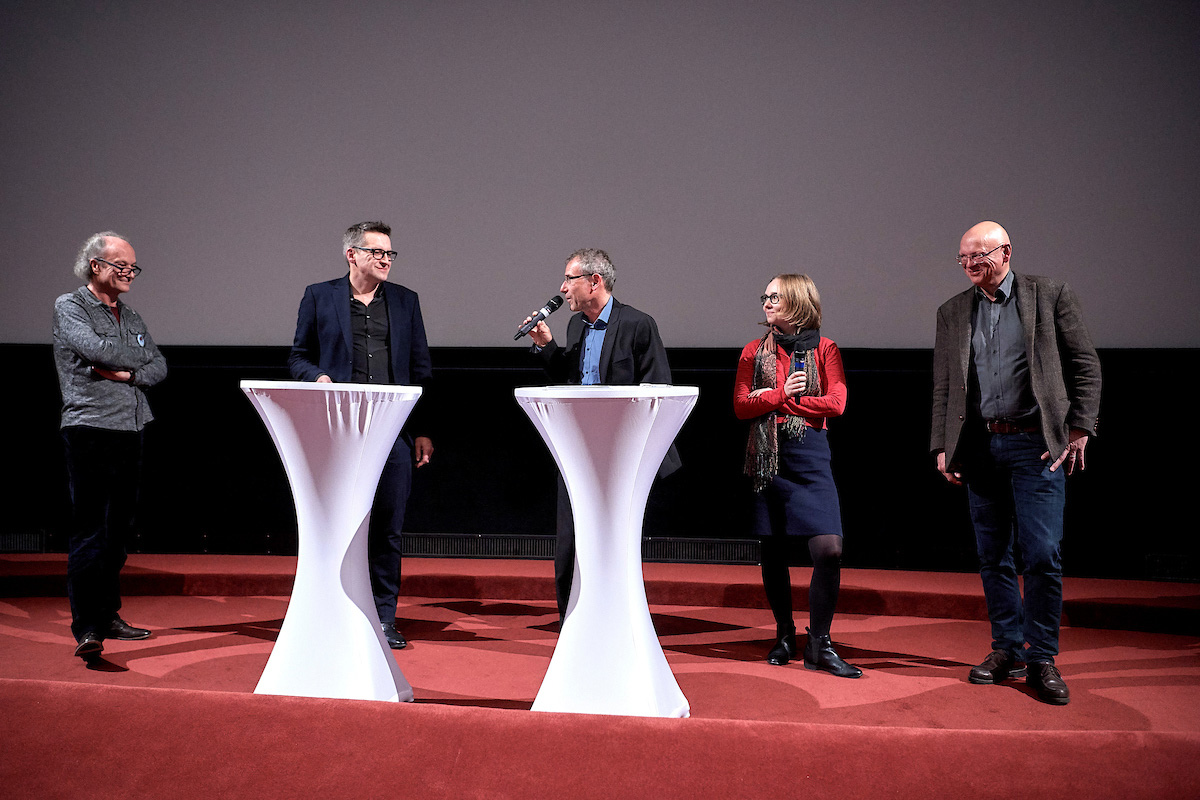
[353,246,398,261]
[93,257,141,276]
[760,293,782,305]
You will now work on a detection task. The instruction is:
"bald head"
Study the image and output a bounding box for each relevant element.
[962,221,1010,251]
[959,220,1012,297]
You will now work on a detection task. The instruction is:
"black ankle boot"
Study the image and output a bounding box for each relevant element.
[767,631,798,666]
[803,627,862,678]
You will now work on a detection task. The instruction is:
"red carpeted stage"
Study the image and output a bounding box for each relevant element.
[2,555,1199,799]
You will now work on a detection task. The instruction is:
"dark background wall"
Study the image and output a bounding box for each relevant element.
[8,343,1194,581]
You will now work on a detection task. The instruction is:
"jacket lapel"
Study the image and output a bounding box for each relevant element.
[381,282,405,358]
[334,274,353,360]
[598,299,622,383]
[956,289,972,383]
[1014,272,1037,358]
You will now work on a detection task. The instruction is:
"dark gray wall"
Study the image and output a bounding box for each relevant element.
[4,1,1199,349]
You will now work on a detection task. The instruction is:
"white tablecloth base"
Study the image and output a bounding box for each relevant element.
[517,386,698,717]
[242,381,420,702]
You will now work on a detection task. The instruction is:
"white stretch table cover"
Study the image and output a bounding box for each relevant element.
[241,380,421,702]
[515,385,698,717]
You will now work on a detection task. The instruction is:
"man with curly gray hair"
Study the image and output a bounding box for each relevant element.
[53,231,167,661]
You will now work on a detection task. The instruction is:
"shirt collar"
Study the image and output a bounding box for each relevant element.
[584,296,614,329]
[975,269,1015,303]
[80,284,122,310]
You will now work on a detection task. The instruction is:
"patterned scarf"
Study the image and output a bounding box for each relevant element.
[744,327,821,493]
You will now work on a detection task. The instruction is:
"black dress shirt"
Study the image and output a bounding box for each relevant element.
[350,289,392,384]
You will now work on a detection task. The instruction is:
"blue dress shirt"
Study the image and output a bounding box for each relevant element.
[579,297,613,385]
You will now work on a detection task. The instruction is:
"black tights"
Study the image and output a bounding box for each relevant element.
[760,534,843,639]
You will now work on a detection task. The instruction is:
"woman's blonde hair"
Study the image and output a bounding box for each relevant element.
[770,273,822,330]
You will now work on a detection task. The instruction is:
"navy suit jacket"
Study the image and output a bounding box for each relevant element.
[535,298,682,476]
[288,274,433,434]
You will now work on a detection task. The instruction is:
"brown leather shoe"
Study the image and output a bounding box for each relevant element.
[1027,661,1070,705]
[969,649,1028,684]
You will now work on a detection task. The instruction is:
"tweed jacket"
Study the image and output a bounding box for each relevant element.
[931,272,1101,470]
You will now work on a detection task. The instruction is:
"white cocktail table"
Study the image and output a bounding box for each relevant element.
[241,380,421,702]
[515,385,698,717]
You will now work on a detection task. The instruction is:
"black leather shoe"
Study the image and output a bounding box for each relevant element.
[74,632,103,659]
[1027,661,1070,705]
[381,622,408,650]
[803,628,862,678]
[969,649,1027,684]
[105,617,152,640]
[767,632,798,666]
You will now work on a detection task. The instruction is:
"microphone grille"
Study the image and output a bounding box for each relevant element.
[547,296,564,311]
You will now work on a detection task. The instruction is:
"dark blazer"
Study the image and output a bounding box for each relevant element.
[288,274,433,432]
[931,272,1101,471]
[535,298,682,476]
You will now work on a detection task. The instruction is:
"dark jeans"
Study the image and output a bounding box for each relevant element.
[369,435,413,623]
[965,431,1066,664]
[62,426,143,641]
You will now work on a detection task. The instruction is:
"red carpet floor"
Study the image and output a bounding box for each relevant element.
[2,556,1199,798]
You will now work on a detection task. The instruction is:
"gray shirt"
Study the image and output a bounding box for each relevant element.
[971,270,1037,422]
[53,285,167,431]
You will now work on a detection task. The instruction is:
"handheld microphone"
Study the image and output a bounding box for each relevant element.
[790,350,805,398]
[514,296,564,340]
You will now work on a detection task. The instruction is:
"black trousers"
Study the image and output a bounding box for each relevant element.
[62,426,143,641]
[369,435,413,623]
[554,476,576,620]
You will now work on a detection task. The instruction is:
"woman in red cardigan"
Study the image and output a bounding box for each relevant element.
[733,274,861,678]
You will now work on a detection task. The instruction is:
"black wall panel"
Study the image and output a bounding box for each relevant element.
[7,344,1193,581]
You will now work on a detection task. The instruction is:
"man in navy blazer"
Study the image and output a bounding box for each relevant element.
[526,248,681,621]
[289,221,433,649]
[932,221,1100,704]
